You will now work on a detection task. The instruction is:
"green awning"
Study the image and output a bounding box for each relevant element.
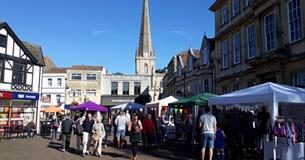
[169,93,216,107]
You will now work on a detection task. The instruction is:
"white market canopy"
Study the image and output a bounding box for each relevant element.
[111,102,144,111]
[208,82,305,121]
[145,96,182,116]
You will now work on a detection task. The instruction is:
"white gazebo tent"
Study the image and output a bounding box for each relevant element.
[208,82,305,123]
[145,96,182,116]
[208,82,305,160]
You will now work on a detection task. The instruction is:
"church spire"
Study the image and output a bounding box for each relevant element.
[137,0,153,57]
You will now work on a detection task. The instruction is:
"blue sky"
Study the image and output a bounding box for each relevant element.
[0,0,215,74]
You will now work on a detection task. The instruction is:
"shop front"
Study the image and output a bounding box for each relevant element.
[0,91,39,128]
[101,95,136,107]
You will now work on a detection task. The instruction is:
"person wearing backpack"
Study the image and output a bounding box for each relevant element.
[128,114,143,160]
[51,115,59,142]
[74,115,84,154]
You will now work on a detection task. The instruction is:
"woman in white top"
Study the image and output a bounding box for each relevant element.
[92,117,106,157]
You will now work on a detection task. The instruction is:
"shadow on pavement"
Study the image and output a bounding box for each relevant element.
[102,151,131,159]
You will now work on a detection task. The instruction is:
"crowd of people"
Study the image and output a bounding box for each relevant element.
[48,108,167,160]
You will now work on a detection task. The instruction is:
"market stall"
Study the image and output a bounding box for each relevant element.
[168,93,216,145]
[70,101,108,112]
[111,102,144,111]
[145,96,182,117]
[208,82,305,160]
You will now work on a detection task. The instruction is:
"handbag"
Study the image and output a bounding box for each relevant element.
[92,133,100,142]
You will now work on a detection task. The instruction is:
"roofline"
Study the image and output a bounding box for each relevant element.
[0,22,39,65]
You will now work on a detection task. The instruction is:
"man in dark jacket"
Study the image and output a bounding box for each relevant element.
[82,113,94,157]
[61,114,74,152]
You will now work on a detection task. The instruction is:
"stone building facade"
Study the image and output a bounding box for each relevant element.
[210,0,305,94]
[65,65,106,105]
[162,36,215,98]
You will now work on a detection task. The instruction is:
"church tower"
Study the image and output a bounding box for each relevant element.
[135,0,156,76]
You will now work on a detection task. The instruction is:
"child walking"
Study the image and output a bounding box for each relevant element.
[215,124,225,160]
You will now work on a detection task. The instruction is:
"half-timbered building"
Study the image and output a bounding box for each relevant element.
[0,22,45,131]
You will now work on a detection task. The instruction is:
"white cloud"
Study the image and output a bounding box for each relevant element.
[169,30,189,37]
[92,30,109,36]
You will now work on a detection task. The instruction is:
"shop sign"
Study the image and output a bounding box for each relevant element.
[0,91,12,99]
[13,92,39,100]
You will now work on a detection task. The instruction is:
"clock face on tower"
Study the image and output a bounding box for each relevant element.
[143,52,148,57]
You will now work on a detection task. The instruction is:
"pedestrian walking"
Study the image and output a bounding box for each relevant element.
[142,114,155,151]
[74,115,84,154]
[185,113,193,150]
[128,114,143,160]
[199,106,217,160]
[92,115,106,157]
[115,110,129,148]
[50,115,59,141]
[82,113,94,157]
[61,114,74,152]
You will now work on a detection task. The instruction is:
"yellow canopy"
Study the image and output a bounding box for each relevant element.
[44,106,61,113]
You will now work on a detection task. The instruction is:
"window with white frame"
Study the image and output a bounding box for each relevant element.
[188,56,193,72]
[288,0,302,42]
[111,82,118,95]
[134,82,141,95]
[71,73,82,80]
[86,73,97,80]
[232,0,240,17]
[222,39,229,69]
[292,72,305,88]
[202,47,209,65]
[86,89,96,96]
[56,95,61,103]
[247,24,256,59]
[265,12,276,52]
[48,78,52,87]
[57,78,62,86]
[245,0,253,7]
[233,32,241,64]
[70,89,81,97]
[123,82,130,95]
[221,5,229,25]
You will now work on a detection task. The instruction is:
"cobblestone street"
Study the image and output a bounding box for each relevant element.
[0,136,197,160]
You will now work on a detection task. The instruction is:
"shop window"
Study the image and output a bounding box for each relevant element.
[292,72,305,88]
[288,0,302,42]
[248,81,256,87]
[71,73,82,80]
[134,82,141,95]
[12,63,26,84]
[234,84,242,91]
[86,73,97,80]
[222,86,228,94]
[123,82,129,95]
[111,82,118,95]
[0,35,7,48]
[57,78,62,86]
[0,59,4,82]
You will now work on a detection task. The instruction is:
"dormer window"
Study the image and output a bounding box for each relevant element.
[188,56,193,72]
[202,47,209,65]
